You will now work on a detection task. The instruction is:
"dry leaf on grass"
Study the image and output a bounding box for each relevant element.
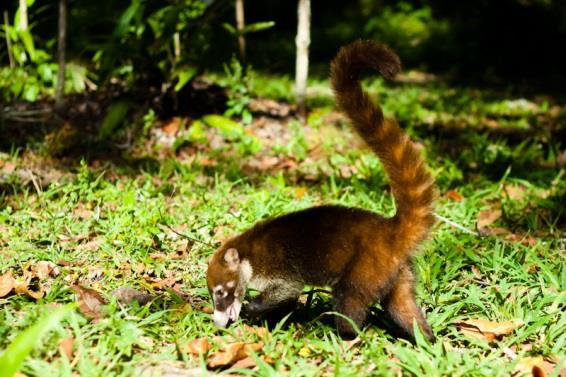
[342,337,362,351]
[1,161,16,173]
[181,338,211,355]
[6,260,62,300]
[77,238,102,252]
[513,356,562,377]
[505,234,538,247]
[234,325,269,339]
[34,261,60,279]
[113,287,154,305]
[476,208,502,233]
[207,342,263,368]
[71,285,107,320]
[445,190,463,202]
[0,270,15,297]
[59,335,75,359]
[14,274,43,300]
[504,184,527,202]
[162,117,182,136]
[455,318,525,342]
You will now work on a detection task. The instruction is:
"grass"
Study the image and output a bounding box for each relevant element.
[0,75,565,376]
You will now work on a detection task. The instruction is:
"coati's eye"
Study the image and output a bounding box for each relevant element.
[213,286,228,299]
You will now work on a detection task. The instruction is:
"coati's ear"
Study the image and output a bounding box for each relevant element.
[224,248,240,270]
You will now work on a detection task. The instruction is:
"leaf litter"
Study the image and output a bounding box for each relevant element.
[455,318,525,342]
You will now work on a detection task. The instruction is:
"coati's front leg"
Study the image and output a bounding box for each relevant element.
[248,281,303,316]
[383,264,434,342]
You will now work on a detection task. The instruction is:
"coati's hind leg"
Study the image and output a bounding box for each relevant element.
[248,281,303,316]
[333,286,369,339]
[382,263,434,342]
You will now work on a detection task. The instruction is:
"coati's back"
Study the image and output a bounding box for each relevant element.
[232,205,389,286]
[207,40,436,340]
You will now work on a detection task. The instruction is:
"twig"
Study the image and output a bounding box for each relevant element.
[159,222,217,249]
[434,212,479,236]
[3,11,14,68]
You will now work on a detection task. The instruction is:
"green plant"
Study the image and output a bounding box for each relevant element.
[364,2,449,65]
[223,56,253,124]
[0,305,73,377]
[0,2,91,102]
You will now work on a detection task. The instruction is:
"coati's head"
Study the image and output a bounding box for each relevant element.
[206,247,247,327]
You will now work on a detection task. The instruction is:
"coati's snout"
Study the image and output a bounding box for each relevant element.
[207,247,244,327]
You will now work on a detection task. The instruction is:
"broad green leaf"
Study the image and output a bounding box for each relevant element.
[222,22,237,35]
[201,114,244,138]
[114,0,143,38]
[98,100,130,140]
[186,120,207,143]
[0,305,73,377]
[242,21,275,34]
[19,30,36,62]
[174,68,197,92]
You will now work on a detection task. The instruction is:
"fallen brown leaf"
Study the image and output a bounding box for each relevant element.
[59,335,75,359]
[75,208,94,220]
[14,272,44,300]
[482,227,512,236]
[0,270,15,297]
[445,190,463,202]
[34,261,60,280]
[207,342,263,369]
[342,337,362,351]
[504,184,527,202]
[230,356,257,369]
[235,325,269,339]
[456,318,524,342]
[162,117,182,136]
[1,161,16,173]
[182,338,211,355]
[112,287,154,305]
[471,265,482,279]
[505,234,537,247]
[77,238,102,252]
[71,285,107,320]
[513,356,559,377]
[476,208,502,232]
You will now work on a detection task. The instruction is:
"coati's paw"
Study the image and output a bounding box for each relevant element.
[335,317,359,340]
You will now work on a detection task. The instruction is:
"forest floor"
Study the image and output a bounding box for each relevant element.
[0,73,565,376]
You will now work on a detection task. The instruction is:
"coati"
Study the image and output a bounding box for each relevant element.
[206,40,436,341]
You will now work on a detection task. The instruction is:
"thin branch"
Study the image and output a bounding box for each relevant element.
[3,11,14,68]
[159,222,217,249]
[434,212,479,236]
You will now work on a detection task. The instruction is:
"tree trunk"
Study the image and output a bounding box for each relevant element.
[18,0,28,30]
[235,0,246,63]
[55,0,67,108]
[295,0,310,120]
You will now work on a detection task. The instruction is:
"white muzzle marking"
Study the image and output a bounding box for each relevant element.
[213,298,242,327]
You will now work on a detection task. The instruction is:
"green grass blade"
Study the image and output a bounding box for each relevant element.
[0,304,74,377]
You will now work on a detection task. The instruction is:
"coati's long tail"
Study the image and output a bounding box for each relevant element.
[331,40,435,251]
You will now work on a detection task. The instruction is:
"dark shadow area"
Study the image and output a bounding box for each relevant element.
[239,292,419,342]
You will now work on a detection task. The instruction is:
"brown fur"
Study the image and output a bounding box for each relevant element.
[207,40,436,341]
